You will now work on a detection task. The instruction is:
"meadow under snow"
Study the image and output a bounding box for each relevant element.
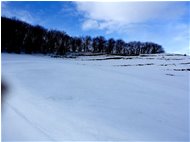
[1,53,189,141]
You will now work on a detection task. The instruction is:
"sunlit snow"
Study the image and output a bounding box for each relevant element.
[1,53,189,141]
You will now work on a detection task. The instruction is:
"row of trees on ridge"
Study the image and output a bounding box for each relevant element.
[2,17,165,56]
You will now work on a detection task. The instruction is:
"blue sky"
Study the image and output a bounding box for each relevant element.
[1,1,190,54]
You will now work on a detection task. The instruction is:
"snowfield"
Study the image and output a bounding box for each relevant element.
[1,53,189,141]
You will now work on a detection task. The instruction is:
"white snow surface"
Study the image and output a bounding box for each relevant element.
[1,53,190,141]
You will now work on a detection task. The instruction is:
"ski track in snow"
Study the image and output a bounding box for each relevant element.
[6,102,56,141]
[1,53,190,141]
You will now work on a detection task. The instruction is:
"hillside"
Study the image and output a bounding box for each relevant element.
[1,53,189,141]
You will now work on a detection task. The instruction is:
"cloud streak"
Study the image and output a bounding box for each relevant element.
[76,2,187,32]
[1,1,41,25]
[75,2,189,54]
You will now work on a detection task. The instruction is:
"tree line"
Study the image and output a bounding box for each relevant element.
[1,17,165,56]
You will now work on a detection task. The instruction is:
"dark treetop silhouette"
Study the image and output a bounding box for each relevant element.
[1,17,165,56]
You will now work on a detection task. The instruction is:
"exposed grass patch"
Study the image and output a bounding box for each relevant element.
[115,63,154,67]
[174,69,190,71]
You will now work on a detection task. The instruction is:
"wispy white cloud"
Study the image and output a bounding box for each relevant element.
[60,2,79,17]
[1,1,9,9]
[82,19,99,30]
[75,2,187,32]
[1,1,41,25]
[75,2,189,54]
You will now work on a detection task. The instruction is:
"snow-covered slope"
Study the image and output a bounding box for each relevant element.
[1,53,189,141]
